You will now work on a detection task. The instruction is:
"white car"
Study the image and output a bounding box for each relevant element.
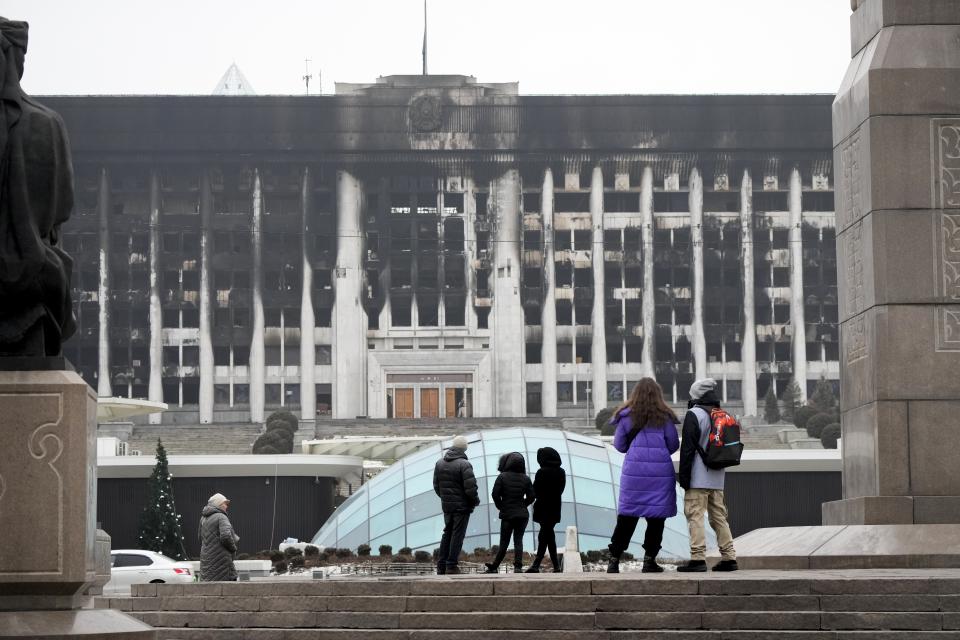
[105,550,194,593]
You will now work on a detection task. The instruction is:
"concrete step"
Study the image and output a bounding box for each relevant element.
[144,631,960,640]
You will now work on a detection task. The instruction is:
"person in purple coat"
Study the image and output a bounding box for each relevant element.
[606,378,680,574]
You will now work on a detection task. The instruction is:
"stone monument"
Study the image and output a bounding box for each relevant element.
[732,0,960,569]
[0,17,153,638]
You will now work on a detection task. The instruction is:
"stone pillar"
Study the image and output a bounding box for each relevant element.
[590,165,608,411]
[641,166,656,378]
[249,170,265,424]
[823,0,960,529]
[540,167,558,417]
[148,171,163,424]
[96,168,111,397]
[740,170,758,417]
[333,170,367,419]
[689,168,707,381]
[789,167,808,403]
[300,167,317,425]
[490,168,524,417]
[198,171,214,424]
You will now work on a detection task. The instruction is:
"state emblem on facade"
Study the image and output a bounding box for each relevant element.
[409,94,442,132]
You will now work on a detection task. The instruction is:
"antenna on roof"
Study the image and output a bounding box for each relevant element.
[421,0,428,75]
[302,59,313,95]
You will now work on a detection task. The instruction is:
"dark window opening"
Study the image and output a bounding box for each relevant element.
[574,230,591,251]
[392,298,412,326]
[418,295,439,326]
[445,295,465,326]
[476,306,490,329]
[575,341,591,364]
[556,300,573,325]
[554,231,571,251]
[526,342,542,364]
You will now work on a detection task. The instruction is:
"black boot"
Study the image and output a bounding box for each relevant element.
[436,564,446,575]
[526,559,541,573]
[641,556,664,573]
[606,556,620,574]
[677,560,708,573]
[712,559,739,572]
[484,562,498,574]
[513,563,523,574]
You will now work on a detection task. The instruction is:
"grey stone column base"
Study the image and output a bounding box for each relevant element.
[728,524,960,570]
[0,609,154,638]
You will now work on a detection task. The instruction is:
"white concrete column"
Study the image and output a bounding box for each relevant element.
[788,167,808,403]
[148,171,163,423]
[640,166,656,379]
[249,170,266,423]
[740,169,758,417]
[490,168,524,417]
[198,171,214,424]
[333,169,367,419]
[589,165,608,410]
[689,168,707,381]
[540,167,558,417]
[300,167,317,424]
[97,167,111,398]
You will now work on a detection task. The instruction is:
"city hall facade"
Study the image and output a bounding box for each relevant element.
[50,75,838,424]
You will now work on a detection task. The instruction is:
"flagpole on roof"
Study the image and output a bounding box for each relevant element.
[422,0,428,75]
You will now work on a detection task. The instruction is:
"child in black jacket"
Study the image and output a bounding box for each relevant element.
[485,452,535,573]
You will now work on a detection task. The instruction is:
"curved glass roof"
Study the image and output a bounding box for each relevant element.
[312,428,714,560]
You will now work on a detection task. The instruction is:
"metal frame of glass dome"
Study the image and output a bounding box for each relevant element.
[312,428,713,559]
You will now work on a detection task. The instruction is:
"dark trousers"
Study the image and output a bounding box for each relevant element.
[437,511,470,567]
[490,516,528,568]
[532,521,559,568]
[609,515,666,559]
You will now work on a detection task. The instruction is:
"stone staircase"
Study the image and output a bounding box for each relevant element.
[98,570,960,638]
[125,424,276,456]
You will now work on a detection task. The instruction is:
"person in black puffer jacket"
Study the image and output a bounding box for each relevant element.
[432,435,479,574]
[527,447,566,573]
[485,452,535,573]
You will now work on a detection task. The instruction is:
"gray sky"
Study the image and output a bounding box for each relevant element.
[6,0,852,96]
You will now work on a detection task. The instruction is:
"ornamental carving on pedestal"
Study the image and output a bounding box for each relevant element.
[409,95,443,132]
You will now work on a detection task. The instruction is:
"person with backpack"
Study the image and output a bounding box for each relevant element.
[485,452,535,573]
[606,378,681,574]
[433,435,481,575]
[677,378,740,572]
[527,447,566,573]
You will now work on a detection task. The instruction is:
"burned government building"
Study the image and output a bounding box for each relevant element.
[49,74,838,425]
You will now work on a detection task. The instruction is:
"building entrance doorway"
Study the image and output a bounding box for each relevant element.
[394,388,414,418]
[420,388,440,418]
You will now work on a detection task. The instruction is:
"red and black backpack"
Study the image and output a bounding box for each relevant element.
[697,407,744,469]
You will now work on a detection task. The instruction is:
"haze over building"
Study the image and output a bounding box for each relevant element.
[53,71,838,426]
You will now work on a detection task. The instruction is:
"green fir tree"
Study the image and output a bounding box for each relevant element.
[781,379,803,421]
[763,385,781,424]
[138,440,187,560]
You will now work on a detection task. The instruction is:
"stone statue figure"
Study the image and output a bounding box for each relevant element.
[0,17,76,359]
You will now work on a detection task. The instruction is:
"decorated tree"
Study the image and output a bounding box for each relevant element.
[138,439,187,560]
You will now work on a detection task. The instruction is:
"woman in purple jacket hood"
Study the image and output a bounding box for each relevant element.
[606,378,680,573]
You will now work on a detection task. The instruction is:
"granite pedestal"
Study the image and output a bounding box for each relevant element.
[0,371,153,638]
[736,0,960,569]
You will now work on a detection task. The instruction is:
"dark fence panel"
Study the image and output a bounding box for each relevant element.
[98,476,335,558]
[725,471,842,537]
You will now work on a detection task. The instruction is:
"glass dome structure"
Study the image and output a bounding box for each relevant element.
[312,428,713,559]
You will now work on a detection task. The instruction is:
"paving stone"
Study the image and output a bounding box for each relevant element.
[156,630,285,640]
[493,579,591,596]
[941,596,960,612]
[204,596,263,611]
[108,597,134,611]
[591,578,699,595]
[329,596,407,612]
[698,579,813,595]
[722,634,837,639]
[595,595,706,612]
[156,583,222,596]
[821,594,942,611]
[131,584,157,597]
[702,595,821,611]
[596,612,703,630]
[158,596,206,611]
[835,633,960,639]
[259,596,328,612]
[331,581,410,597]
[944,612,960,629]
[822,611,944,631]
[408,632,610,640]
[608,633,718,640]
[407,580,493,596]
[703,611,821,630]
[222,582,336,596]
[403,595,597,612]
[128,612,159,627]
[282,631,410,640]
[399,611,594,630]
[314,611,401,629]
[130,596,160,611]
[812,579,947,595]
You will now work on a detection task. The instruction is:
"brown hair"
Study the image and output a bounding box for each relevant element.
[617,378,678,430]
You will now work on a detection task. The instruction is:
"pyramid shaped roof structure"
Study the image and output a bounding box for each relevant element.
[212,63,256,95]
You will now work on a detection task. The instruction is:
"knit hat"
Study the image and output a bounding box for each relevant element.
[208,493,230,508]
[451,435,469,451]
[689,378,718,401]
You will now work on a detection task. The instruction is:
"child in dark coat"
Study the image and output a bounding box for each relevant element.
[485,452,535,573]
[527,447,566,572]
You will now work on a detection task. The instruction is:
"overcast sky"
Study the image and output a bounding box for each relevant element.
[6,1,852,96]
